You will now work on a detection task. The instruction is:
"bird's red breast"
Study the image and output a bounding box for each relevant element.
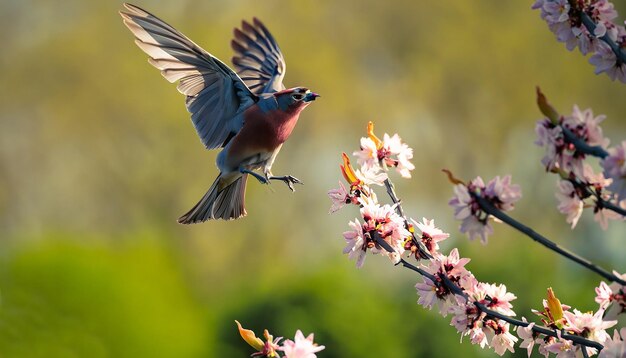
[224,103,305,166]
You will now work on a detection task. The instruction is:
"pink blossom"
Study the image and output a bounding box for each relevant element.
[517,319,539,358]
[354,136,379,172]
[410,217,449,256]
[489,326,518,356]
[342,219,368,268]
[537,335,558,357]
[590,42,626,83]
[592,0,619,25]
[382,133,415,178]
[328,182,351,213]
[555,179,584,228]
[543,335,576,357]
[449,178,491,243]
[535,118,568,172]
[593,201,623,230]
[449,303,486,344]
[357,166,388,187]
[415,279,440,313]
[449,294,517,356]
[595,272,626,320]
[554,163,622,230]
[602,140,626,201]
[479,282,517,316]
[566,105,610,149]
[279,330,325,358]
[415,248,474,315]
[430,248,472,282]
[562,308,617,355]
[449,176,520,244]
[484,175,522,211]
[599,328,626,358]
[353,122,415,178]
[360,202,409,262]
[341,202,410,267]
[460,215,493,244]
[536,105,610,176]
[543,0,570,24]
[595,281,614,309]
[585,165,622,229]
[447,275,519,355]
[327,167,386,213]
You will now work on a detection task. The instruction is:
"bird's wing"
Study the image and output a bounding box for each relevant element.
[231,18,286,95]
[120,3,256,149]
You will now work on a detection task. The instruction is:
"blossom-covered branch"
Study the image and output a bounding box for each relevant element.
[381,183,611,355]
[329,123,624,356]
[472,191,626,286]
[580,9,626,64]
[376,232,609,352]
[535,88,626,225]
[533,0,626,82]
[383,178,432,259]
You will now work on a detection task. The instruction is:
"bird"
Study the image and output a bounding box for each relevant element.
[119,3,319,223]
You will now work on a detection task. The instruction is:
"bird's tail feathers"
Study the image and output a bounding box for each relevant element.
[177,174,248,223]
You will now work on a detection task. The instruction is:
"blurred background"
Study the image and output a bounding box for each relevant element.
[1,1,625,357]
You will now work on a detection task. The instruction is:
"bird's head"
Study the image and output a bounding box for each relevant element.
[274,87,320,111]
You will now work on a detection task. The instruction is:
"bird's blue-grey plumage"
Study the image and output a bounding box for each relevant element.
[231,18,286,95]
[120,3,257,149]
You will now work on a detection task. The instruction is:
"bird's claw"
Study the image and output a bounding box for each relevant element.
[269,175,303,192]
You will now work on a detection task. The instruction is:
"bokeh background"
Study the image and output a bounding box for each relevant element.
[1,1,625,357]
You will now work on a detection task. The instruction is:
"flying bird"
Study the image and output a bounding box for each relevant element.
[119,3,319,223]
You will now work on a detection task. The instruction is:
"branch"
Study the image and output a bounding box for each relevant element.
[384,178,433,259]
[582,345,590,358]
[437,269,605,351]
[580,11,626,65]
[573,178,626,218]
[561,126,608,159]
[473,194,626,286]
[396,258,436,281]
[370,204,606,352]
[596,195,626,217]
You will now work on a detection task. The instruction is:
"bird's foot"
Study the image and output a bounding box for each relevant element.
[240,168,269,185]
[269,175,303,192]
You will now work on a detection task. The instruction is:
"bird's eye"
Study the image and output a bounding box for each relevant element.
[292,93,304,101]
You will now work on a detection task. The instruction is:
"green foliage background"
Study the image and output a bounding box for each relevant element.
[0,1,625,357]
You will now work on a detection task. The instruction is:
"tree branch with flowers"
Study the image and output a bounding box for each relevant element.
[533,0,626,82]
[325,118,625,356]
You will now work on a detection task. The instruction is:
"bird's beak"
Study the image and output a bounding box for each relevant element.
[303,91,320,102]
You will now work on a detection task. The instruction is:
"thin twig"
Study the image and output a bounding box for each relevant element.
[582,345,590,358]
[575,179,626,218]
[596,196,626,217]
[561,126,608,159]
[397,258,435,281]
[580,11,626,65]
[384,178,433,259]
[473,194,626,286]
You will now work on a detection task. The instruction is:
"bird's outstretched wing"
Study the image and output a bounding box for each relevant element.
[120,3,256,149]
[231,18,286,95]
